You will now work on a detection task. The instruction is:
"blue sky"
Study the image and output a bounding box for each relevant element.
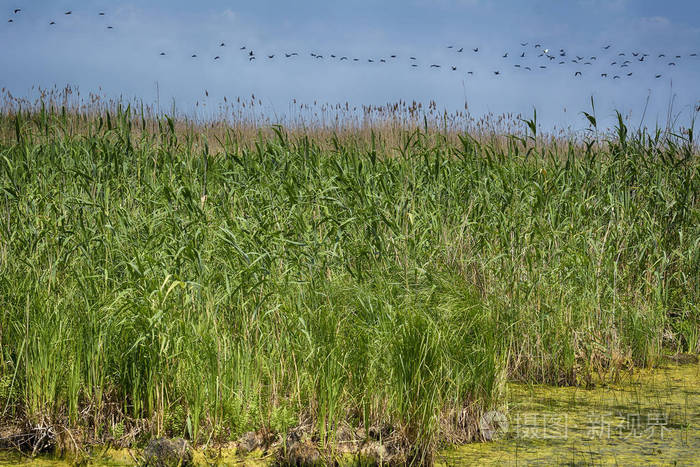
[1,0,699,130]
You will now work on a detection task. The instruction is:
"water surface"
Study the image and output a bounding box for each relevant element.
[439,362,700,465]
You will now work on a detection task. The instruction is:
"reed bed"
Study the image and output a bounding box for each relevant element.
[0,90,698,464]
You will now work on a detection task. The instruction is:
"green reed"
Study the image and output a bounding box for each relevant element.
[0,103,697,463]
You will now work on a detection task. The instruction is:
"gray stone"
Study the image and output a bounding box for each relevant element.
[143,437,193,467]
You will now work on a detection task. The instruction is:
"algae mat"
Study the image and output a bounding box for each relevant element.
[439,362,700,465]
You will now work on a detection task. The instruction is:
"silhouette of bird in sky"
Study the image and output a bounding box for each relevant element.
[3,7,696,85]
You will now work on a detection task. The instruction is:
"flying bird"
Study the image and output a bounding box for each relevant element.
[159,52,166,56]
[49,21,55,25]
[457,48,463,52]
[494,71,501,75]
[214,56,220,60]
[220,42,225,47]
[502,52,508,58]
[430,64,440,68]
[655,74,662,78]
[65,11,72,15]
[473,48,479,52]
[13,8,20,13]
[575,71,582,76]
[451,66,457,71]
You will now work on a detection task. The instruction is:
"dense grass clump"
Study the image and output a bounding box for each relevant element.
[0,103,698,463]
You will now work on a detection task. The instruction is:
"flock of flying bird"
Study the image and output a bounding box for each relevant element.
[6,7,699,82]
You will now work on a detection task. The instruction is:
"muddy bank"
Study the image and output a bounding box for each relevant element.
[1,361,697,466]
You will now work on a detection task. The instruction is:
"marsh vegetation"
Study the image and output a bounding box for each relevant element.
[0,90,698,464]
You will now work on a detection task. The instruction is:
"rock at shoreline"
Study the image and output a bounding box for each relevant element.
[143,438,193,467]
[236,431,264,454]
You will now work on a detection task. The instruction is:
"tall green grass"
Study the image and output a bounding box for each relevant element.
[0,103,698,462]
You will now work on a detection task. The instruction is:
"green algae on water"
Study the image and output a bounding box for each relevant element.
[439,362,700,466]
